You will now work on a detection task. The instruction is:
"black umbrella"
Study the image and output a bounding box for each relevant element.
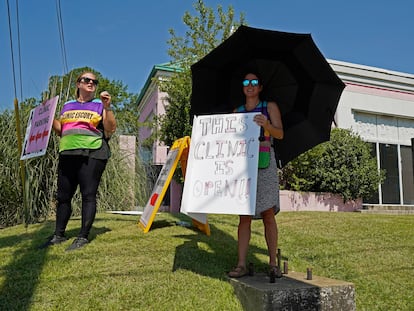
[190,25,345,167]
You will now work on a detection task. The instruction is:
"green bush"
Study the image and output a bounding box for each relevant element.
[280,128,385,201]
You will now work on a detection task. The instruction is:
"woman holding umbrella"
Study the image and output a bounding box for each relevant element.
[228,71,284,278]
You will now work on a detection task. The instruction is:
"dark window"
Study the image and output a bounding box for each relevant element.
[379,143,400,204]
[401,145,414,204]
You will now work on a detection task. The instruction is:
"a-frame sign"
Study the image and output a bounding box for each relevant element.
[138,136,210,235]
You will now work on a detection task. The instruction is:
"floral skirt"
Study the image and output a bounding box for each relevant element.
[254,148,280,219]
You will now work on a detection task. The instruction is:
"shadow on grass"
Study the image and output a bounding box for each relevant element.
[172,223,270,280]
[0,220,110,310]
[149,219,177,230]
[139,212,198,232]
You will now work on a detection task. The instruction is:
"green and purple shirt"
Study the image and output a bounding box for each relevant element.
[58,99,110,159]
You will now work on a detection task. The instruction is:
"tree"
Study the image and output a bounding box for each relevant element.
[157,0,245,146]
[280,128,385,201]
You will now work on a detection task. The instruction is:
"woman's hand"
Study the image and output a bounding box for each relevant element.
[100,91,112,109]
[100,91,116,138]
[52,119,62,136]
[253,113,269,128]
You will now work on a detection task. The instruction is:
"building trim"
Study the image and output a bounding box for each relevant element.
[136,63,182,108]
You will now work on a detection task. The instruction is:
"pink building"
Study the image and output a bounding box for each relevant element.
[137,63,182,211]
[137,60,414,212]
[137,63,178,165]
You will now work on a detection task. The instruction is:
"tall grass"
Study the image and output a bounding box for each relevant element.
[98,135,151,211]
[0,108,26,227]
[0,212,413,310]
[0,103,150,227]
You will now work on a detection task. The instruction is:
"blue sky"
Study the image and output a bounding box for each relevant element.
[1,0,413,110]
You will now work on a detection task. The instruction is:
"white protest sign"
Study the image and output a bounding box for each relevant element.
[181,112,260,216]
[21,96,59,160]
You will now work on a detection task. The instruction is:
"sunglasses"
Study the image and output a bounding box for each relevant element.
[242,79,259,87]
[78,77,99,85]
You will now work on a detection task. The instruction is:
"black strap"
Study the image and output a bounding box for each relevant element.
[259,101,268,141]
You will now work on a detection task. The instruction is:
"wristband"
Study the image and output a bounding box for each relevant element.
[104,107,113,111]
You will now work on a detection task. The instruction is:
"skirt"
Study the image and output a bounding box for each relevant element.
[254,148,280,219]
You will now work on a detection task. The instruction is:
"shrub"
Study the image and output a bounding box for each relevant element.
[280,128,385,201]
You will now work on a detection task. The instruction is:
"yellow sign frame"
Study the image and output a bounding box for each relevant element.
[138,136,210,235]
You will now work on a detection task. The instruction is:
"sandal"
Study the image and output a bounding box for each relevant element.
[228,266,248,278]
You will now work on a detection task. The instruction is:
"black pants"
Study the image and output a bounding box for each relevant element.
[55,155,107,239]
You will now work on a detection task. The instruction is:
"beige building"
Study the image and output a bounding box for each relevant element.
[331,60,414,205]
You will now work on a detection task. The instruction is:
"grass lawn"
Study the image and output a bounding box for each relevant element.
[0,211,413,310]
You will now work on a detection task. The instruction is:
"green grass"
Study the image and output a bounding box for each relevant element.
[0,212,413,310]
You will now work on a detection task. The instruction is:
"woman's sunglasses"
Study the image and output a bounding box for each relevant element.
[242,79,259,87]
[78,77,99,85]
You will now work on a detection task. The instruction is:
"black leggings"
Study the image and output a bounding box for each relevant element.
[55,155,107,239]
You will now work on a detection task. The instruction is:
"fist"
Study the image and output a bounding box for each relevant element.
[100,91,111,106]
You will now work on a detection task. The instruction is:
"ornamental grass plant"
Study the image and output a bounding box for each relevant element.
[0,105,150,227]
[0,212,413,310]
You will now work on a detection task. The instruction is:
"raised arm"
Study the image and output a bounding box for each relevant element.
[100,91,117,138]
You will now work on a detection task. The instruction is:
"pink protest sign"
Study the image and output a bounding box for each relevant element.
[20,96,59,160]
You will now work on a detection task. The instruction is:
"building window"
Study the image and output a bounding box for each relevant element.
[401,145,414,204]
[366,142,414,205]
[379,143,400,204]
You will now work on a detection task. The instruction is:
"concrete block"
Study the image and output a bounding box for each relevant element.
[229,271,355,311]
